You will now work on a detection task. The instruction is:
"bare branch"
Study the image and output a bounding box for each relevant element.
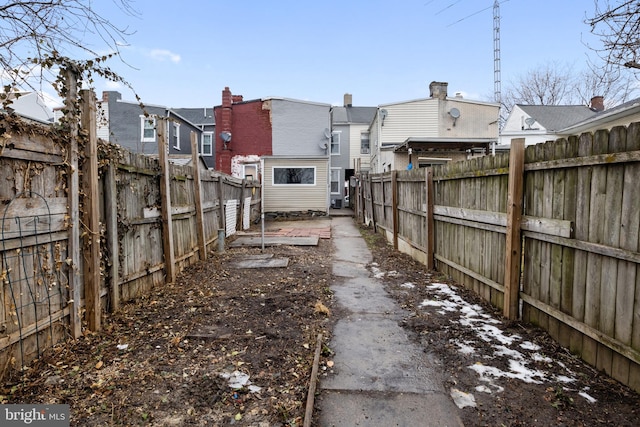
[0,0,138,95]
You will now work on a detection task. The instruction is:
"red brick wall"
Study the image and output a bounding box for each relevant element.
[214,87,272,174]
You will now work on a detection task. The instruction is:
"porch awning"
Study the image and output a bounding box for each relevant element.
[393,137,496,153]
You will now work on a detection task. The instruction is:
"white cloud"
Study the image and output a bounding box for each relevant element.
[104,80,122,90]
[149,49,181,63]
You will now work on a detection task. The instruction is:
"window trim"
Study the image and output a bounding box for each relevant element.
[243,164,258,181]
[272,166,316,186]
[201,132,213,156]
[172,122,180,150]
[330,167,341,194]
[140,116,156,142]
[330,131,341,155]
[360,131,370,154]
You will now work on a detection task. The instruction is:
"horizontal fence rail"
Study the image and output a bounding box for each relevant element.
[0,94,262,381]
[355,124,640,393]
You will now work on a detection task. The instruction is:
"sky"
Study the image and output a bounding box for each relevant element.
[69,0,605,109]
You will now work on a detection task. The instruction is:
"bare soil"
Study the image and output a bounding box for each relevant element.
[2,231,335,426]
[2,220,640,427]
[363,225,640,427]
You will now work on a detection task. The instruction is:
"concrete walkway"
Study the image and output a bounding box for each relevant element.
[317,216,462,427]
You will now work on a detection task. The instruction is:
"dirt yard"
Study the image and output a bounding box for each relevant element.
[2,219,640,426]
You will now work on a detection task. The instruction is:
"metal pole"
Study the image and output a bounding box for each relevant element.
[218,229,225,252]
[260,158,265,252]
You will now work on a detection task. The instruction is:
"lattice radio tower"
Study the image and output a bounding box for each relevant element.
[493,1,502,127]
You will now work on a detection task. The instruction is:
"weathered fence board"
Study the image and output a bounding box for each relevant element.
[1,100,262,381]
[357,122,640,393]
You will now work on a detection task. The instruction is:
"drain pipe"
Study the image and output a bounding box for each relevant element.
[260,158,265,252]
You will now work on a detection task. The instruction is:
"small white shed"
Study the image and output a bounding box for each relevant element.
[262,156,329,213]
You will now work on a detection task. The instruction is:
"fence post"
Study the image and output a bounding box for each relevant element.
[190,132,207,261]
[157,117,176,284]
[368,174,376,232]
[80,90,101,331]
[104,163,120,312]
[504,138,525,320]
[65,69,82,339]
[392,170,398,250]
[425,167,435,270]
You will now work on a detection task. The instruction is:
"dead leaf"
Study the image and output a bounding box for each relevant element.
[314,301,330,316]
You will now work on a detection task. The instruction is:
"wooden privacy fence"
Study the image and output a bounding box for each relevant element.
[0,91,261,379]
[356,125,640,393]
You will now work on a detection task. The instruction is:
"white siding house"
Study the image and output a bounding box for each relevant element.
[370,82,499,172]
[262,156,329,213]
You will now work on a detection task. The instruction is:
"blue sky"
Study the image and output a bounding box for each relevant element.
[82,0,603,109]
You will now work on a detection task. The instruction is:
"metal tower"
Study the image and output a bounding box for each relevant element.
[493,1,501,119]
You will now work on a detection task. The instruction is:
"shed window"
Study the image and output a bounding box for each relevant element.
[273,167,316,185]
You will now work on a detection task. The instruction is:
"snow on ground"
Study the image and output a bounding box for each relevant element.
[370,262,600,409]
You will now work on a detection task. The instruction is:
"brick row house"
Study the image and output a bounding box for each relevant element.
[214,87,332,214]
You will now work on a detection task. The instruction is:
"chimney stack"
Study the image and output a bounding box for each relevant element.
[429,81,448,100]
[221,87,233,133]
[590,96,604,112]
[344,93,353,107]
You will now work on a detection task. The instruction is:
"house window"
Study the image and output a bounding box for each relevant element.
[201,132,213,156]
[360,132,370,154]
[243,164,258,181]
[172,122,180,150]
[330,168,341,194]
[331,131,341,155]
[141,116,156,142]
[273,167,316,185]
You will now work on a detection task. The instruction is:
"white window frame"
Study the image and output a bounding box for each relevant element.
[201,132,213,156]
[360,131,370,154]
[330,168,341,194]
[331,131,341,155]
[140,116,156,142]
[243,164,258,181]
[172,122,180,150]
[272,166,316,186]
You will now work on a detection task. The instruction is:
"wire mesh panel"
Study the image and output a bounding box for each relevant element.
[1,192,70,372]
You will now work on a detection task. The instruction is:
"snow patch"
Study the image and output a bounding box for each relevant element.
[579,391,597,403]
[450,388,476,408]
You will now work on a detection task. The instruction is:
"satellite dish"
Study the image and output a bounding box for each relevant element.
[220,131,232,142]
[525,117,536,128]
[319,141,328,150]
[323,128,331,139]
[449,108,460,119]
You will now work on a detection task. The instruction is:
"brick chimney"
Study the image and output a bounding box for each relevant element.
[429,81,448,100]
[101,91,121,102]
[590,96,604,112]
[220,87,233,133]
[344,93,353,107]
